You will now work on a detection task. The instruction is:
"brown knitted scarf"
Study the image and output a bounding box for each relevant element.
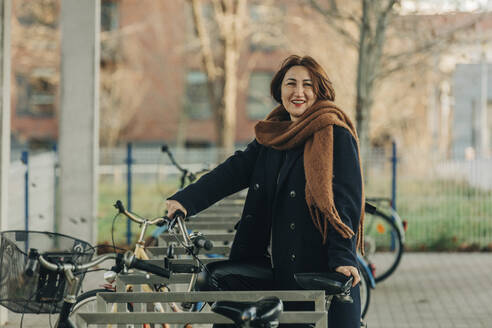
[254,100,365,254]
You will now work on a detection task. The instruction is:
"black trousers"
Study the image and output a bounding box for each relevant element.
[195,257,361,328]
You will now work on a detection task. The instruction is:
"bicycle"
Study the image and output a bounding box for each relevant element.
[0,230,169,328]
[363,197,407,282]
[159,204,374,323]
[70,201,214,327]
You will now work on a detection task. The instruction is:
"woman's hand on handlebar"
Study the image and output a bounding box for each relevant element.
[165,199,188,219]
[335,265,360,287]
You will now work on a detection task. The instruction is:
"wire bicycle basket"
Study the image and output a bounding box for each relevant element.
[0,230,95,314]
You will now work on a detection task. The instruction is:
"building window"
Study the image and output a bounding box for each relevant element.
[247,72,276,120]
[101,0,119,32]
[185,71,212,120]
[16,68,56,118]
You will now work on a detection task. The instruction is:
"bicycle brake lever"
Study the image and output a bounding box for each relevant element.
[156,217,168,227]
[164,216,178,231]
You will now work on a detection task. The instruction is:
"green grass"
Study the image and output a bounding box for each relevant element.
[375,178,492,251]
[97,176,492,251]
[97,178,180,246]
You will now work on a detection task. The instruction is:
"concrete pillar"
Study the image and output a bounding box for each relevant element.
[0,0,10,324]
[59,0,100,244]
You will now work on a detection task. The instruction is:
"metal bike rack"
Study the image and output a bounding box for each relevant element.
[74,194,328,328]
[74,290,328,328]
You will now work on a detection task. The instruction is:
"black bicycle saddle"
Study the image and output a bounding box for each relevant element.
[211,296,283,328]
[294,272,353,296]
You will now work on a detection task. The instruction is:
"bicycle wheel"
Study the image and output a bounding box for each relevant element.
[363,209,403,282]
[70,288,117,327]
[71,288,114,312]
[359,268,371,319]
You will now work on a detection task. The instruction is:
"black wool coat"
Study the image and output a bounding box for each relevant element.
[169,125,363,290]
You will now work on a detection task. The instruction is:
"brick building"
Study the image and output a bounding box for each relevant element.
[11,1,492,158]
[11,0,297,150]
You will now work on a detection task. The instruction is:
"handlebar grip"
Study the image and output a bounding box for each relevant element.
[114,200,125,213]
[174,209,186,219]
[193,235,213,251]
[131,258,171,278]
[25,249,39,277]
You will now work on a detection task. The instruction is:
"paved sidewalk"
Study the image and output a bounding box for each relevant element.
[2,253,492,327]
[365,253,492,328]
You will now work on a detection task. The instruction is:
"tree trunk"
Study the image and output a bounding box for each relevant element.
[355,0,372,154]
[219,34,238,158]
[356,0,393,155]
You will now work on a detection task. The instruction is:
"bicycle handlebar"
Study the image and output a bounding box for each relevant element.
[193,234,214,251]
[28,249,171,279]
[114,200,167,226]
[161,144,187,174]
[33,252,119,273]
[161,144,210,187]
[123,251,171,278]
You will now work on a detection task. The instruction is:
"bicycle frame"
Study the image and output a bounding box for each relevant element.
[115,202,202,323]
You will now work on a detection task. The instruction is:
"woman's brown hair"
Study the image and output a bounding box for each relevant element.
[270,55,335,103]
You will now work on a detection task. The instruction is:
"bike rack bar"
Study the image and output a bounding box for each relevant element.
[76,290,327,328]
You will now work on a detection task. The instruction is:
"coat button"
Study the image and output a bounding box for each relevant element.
[245,214,253,220]
[290,223,295,230]
[253,183,260,191]
[289,190,296,198]
[291,254,296,261]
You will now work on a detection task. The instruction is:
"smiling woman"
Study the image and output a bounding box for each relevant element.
[165,55,365,328]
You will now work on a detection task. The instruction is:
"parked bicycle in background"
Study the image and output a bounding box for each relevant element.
[363,197,407,282]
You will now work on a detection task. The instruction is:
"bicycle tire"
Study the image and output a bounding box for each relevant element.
[359,267,371,319]
[70,288,115,316]
[364,209,403,282]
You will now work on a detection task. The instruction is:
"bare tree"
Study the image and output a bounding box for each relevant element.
[99,62,149,147]
[97,14,159,148]
[189,0,249,156]
[99,1,187,148]
[307,0,489,151]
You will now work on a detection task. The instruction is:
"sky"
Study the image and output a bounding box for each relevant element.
[401,0,492,13]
